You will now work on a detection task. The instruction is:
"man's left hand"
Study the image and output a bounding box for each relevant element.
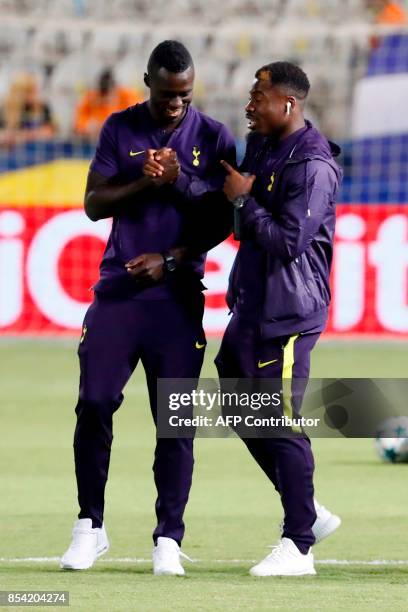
[143,148,180,184]
[125,253,164,281]
[220,160,256,202]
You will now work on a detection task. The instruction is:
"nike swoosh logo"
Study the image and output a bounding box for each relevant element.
[129,150,145,157]
[195,342,206,349]
[257,358,278,369]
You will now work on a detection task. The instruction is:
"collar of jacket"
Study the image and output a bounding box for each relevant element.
[274,121,343,182]
[280,120,341,162]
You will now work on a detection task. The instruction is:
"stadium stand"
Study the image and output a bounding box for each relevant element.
[0,0,406,140]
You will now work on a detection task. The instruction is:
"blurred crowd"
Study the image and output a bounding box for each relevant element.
[0,0,406,146]
[0,68,143,147]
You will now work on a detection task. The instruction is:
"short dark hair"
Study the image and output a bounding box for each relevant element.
[147,40,193,76]
[255,61,310,100]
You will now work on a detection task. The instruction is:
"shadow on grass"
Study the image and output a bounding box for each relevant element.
[1,564,407,583]
[331,460,408,467]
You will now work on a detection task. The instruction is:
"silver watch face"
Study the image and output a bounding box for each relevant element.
[165,256,177,272]
[233,195,246,209]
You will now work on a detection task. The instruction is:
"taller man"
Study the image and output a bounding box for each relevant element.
[61,41,235,575]
[217,62,342,576]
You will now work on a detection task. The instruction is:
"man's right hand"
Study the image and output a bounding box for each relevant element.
[143,148,180,185]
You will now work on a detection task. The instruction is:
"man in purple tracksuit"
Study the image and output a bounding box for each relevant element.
[217,62,343,576]
[60,40,235,575]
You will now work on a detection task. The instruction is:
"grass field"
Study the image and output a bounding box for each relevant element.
[1,339,408,611]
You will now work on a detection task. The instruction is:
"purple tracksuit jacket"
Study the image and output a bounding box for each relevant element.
[227,121,343,338]
[90,101,236,298]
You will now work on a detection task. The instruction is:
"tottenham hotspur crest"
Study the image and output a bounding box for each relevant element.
[192,146,201,167]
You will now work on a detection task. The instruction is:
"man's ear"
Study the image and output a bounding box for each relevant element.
[287,96,296,110]
[144,73,150,88]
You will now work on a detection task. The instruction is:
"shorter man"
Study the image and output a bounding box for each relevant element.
[217,61,342,576]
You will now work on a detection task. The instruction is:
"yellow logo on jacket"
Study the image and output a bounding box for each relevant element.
[192,146,201,167]
[267,172,275,192]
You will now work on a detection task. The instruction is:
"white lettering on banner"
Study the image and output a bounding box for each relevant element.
[333,214,366,330]
[26,211,110,328]
[369,215,408,332]
[0,208,407,335]
[203,241,237,331]
[0,211,25,326]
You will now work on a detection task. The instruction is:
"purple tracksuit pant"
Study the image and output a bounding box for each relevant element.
[74,292,206,546]
[215,314,319,553]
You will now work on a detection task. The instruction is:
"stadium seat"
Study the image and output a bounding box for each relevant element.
[44,0,88,18]
[87,28,127,66]
[229,58,267,93]
[194,59,229,98]
[0,24,29,61]
[114,53,149,92]
[31,27,84,67]
[49,51,103,136]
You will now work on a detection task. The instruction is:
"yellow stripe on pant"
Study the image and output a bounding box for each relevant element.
[282,334,302,433]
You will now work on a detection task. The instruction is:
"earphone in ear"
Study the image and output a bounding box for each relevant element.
[286,101,292,115]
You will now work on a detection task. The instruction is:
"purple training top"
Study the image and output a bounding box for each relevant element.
[227,121,342,337]
[235,125,308,322]
[90,101,236,299]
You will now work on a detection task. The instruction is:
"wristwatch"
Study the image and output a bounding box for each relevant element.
[232,194,247,209]
[232,195,248,241]
[162,252,177,273]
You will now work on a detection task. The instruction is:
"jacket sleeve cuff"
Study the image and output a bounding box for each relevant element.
[240,196,262,227]
[172,170,191,195]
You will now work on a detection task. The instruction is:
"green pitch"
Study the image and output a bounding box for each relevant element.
[1,339,408,611]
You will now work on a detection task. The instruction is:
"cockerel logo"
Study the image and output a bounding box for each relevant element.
[192,146,201,167]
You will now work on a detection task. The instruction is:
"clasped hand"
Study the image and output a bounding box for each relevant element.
[143,147,180,184]
[128,149,179,281]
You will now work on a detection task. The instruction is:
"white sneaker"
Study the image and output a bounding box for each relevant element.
[60,518,109,570]
[153,537,190,576]
[312,500,341,544]
[249,538,316,577]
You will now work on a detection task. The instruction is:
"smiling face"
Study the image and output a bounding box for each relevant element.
[145,66,194,128]
[245,74,295,137]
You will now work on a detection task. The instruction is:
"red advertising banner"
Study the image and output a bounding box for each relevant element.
[328,205,408,336]
[0,204,407,337]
